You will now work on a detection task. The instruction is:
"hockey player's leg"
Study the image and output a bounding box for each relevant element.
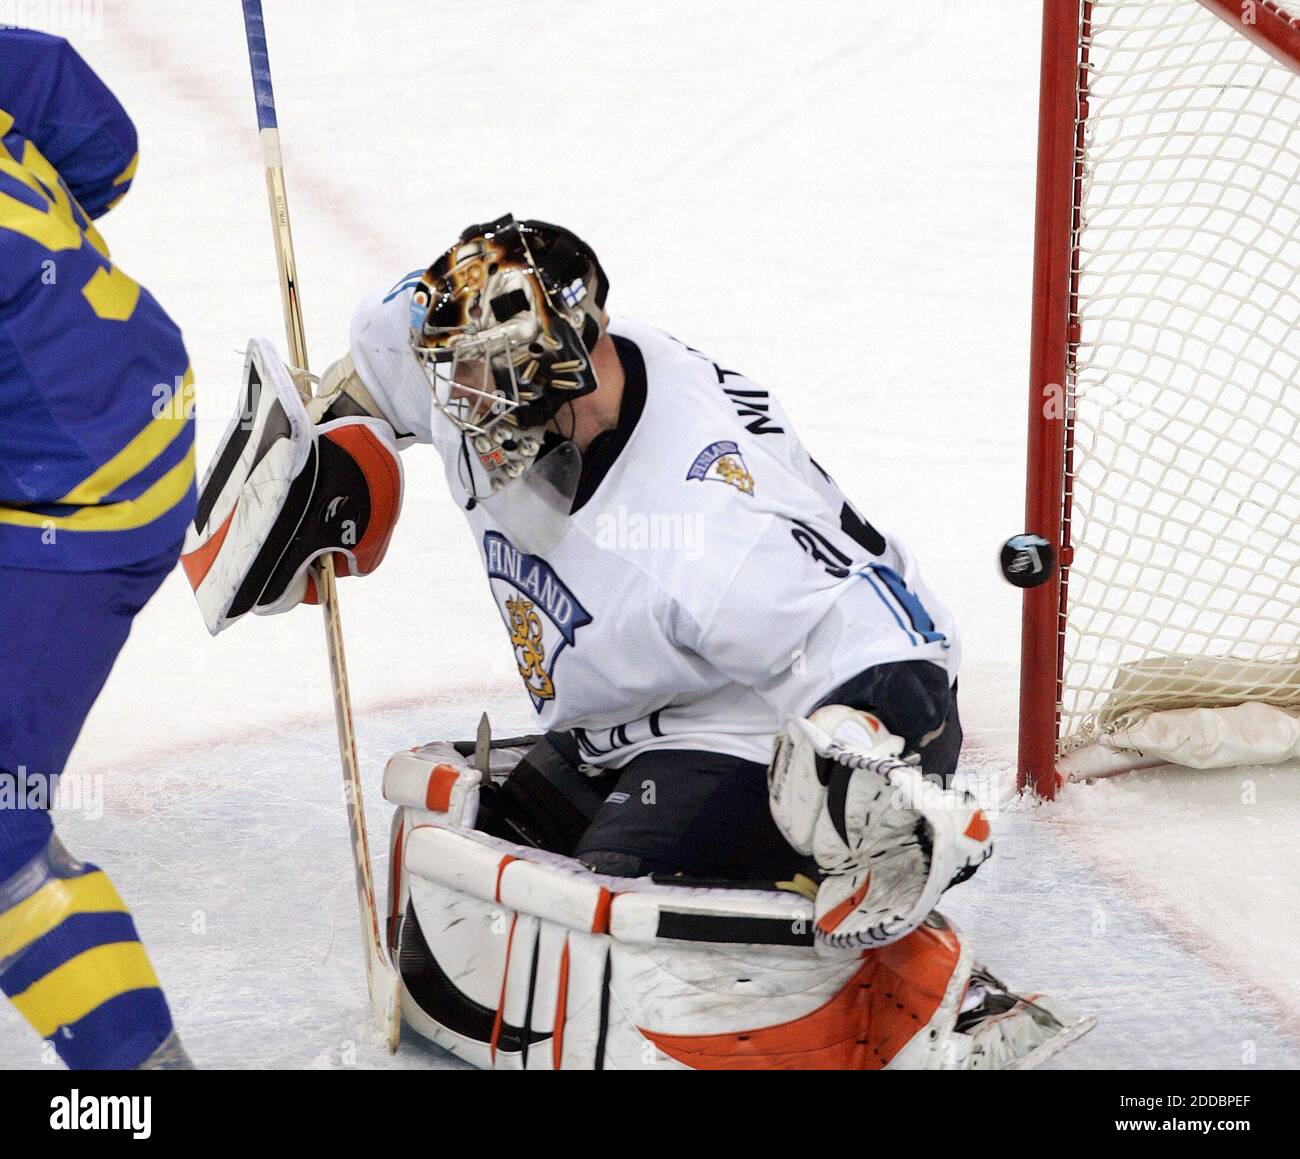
[0,555,189,1068]
[769,705,993,950]
[476,732,614,855]
[0,812,185,1069]
[574,748,812,881]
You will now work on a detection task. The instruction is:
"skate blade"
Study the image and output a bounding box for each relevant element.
[1008,1014,1097,1071]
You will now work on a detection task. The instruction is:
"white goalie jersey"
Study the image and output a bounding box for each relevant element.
[348,278,960,768]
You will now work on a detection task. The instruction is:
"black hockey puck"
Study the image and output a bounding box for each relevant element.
[1000,534,1055,588]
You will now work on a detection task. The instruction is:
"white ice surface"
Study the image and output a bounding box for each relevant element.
[2,0,1296,1069]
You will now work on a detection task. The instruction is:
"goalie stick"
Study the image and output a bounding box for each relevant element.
[239,0,402,1050]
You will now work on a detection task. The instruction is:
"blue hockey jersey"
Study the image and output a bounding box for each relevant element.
[0,29,194,570]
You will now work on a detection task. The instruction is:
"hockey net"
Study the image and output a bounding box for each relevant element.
[1021,1,1300,791]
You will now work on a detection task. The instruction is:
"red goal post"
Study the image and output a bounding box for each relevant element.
[1019,0,1300,798]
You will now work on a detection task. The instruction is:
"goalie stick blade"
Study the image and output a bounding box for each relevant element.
[366,946,403,1052]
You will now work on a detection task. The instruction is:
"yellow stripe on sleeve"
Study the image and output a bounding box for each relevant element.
[0,871,128,961]
[104,152,140,211]
[0,444,195,534]
[59,366,194,506]
[113,151,139,188]
[10,942,161,1038]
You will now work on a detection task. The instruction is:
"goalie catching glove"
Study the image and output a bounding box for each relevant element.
[181,338,403,634]
[769,705,993,952]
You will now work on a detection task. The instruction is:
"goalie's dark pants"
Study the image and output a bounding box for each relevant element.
[493,733,806,880]
[491,691,962,880]
[0,549,179,1069]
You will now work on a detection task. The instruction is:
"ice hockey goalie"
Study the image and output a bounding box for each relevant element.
[184,215,1093,1069]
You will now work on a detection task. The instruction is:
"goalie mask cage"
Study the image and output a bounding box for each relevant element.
[1020,0,1300,798]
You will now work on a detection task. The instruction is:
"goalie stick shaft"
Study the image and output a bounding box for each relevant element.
[239,0,402,1051]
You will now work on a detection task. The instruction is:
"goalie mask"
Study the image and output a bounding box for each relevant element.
[409,214,609,495]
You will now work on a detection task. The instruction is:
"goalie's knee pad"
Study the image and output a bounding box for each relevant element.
[181,338,403,633]
[769,705,993,951]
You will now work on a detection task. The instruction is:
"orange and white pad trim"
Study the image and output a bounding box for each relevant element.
[381,741,978,1070]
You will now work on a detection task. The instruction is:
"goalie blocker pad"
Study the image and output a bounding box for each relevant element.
[181,338,403,633]
[382,741,978,1070]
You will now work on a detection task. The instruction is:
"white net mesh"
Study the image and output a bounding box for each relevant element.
[1060,0,1300,752]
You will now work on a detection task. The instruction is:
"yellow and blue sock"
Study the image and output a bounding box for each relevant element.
[0,811,175,1070]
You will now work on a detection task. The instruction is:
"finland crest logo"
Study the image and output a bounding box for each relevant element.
[483,531,592,708]
[687,440,755,495]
